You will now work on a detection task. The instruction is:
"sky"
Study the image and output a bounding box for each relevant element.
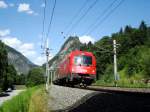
[0,0,150,65]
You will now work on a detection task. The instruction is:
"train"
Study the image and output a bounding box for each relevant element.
[53,50,96,87]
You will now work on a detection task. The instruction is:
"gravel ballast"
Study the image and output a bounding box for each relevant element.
[48,85,97,111]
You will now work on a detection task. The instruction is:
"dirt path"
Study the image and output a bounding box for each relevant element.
[0,90,24,106]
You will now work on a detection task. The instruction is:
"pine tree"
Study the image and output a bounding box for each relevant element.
[139,21,147,31]
[119,27,123,34]
[124,25,132,33]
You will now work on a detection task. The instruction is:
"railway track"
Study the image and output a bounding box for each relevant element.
[49,84,150,112]
[55,82,150,95]
[74,85,150,95]
[68,85,150,112]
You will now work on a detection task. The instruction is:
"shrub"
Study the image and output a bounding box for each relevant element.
[26,67,45,87]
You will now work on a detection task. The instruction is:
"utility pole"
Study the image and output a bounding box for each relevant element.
[113,40,119,86]
[45,39,50,91]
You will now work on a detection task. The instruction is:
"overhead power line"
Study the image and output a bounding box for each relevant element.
[87,0,125,35]
[64,0,89,32]
[46,0,57,39]
[83,0,117,34]
[66,0,99,36]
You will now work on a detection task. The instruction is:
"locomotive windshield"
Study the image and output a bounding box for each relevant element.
[83,55,92,65]
[74,55,92,66]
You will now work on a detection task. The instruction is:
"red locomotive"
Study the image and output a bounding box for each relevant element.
[54,50,96,87]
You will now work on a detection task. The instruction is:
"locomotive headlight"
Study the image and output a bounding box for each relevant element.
[81,69,87,72]
[92,70,95,73]
[84,69,87,72]
[72,68,74,72]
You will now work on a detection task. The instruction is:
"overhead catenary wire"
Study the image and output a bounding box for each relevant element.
[46,0,57,40]
[64,0,89,32]
[87,0,125,35]
[83,0,118,35]
[94,44,113,53]
[66,0,99,37]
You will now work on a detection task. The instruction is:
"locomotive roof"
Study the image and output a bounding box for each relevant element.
[59,50,95,65]
[70,50,93,56]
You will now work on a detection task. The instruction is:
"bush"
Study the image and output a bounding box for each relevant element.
[142,53,150,76]
[26,67,45,87]
[15,74,26,85]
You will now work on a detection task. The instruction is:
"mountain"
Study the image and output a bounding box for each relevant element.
[6,45,37,74]
[48,36,82,68]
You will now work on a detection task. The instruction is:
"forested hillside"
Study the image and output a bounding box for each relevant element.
[81,21,150,87]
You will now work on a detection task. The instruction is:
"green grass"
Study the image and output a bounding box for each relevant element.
[94,70,150,88]
[94,79,149,88]
[0,86,46,112]
[28,86,48,112]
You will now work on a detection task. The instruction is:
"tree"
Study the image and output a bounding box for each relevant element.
[6,65,17,89]
[124,25,132,34]
[15,73,26,85]
[139,21,147,31]
[0,41,18,91]
[26,67,45,87]
[119,27,123,34]
[0,41,8,91]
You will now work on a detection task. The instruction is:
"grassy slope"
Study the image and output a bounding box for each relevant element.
[95,46,150,88]
[0,86,47,112]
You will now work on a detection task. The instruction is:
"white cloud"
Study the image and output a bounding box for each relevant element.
[41,3,45,8]
[22,50,36,57]
[0,29,10,37]
[0,1,8,8]
[79,35,95,44]
[18,3,30,12]
[19,43,36,57]
[27,10,33,14]
[20,43,34,50]
[2,37,21,48]
[18,3,37,15]
[2,37,36,57]
[33,56,46,65]
[33,54,54,66]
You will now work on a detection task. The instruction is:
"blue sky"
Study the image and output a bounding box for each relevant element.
[0,0,150,65]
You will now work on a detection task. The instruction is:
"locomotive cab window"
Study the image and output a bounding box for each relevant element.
[83,55,92,66]
[74,55,92,66]
[74,56,82,65]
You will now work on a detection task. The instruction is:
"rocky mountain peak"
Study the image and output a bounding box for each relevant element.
[48,36,82,68]
[6,45,37,74]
